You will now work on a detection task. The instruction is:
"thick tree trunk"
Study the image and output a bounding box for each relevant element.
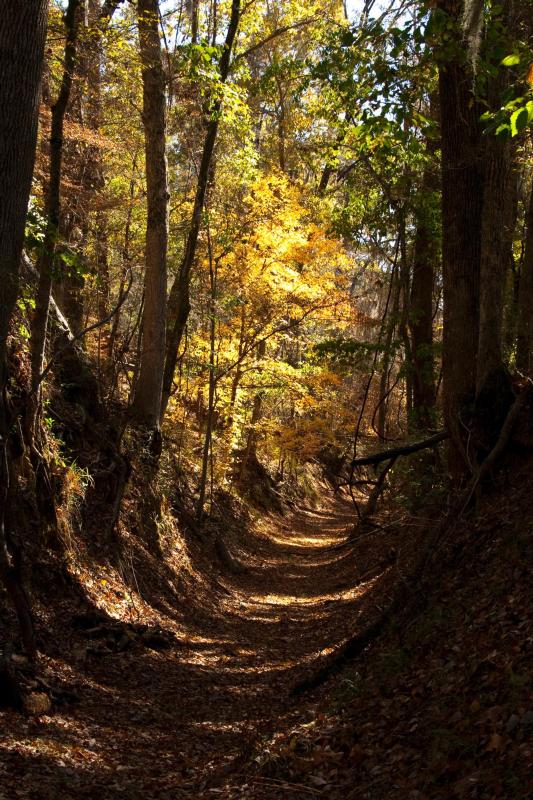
[438,0,484,476]
[132,0,169,429]
[476,86,514,393]
[0,0,48,660]
[0,2,48,393]
[516,181,533,374]
[161,0,241,420]
[502,163,519,359]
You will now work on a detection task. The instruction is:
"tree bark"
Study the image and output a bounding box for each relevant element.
[58,0,111,337]
[516,181,533,374]
[161,0,241,420]
[409,147,438,430]
[197,240,218,522]
[0,0,49,660]
[0,1,48,399]
[131,0,169,429]
[437,0,484,476]
[376,263,400,440]
[30,0,81,413]
[239,338,266,478]
[476,65,514,393]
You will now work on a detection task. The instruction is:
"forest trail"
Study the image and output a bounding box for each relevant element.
[0,493,400,799]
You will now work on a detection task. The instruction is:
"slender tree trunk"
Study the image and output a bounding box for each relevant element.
[190,0,199,43]
[161,0,241,419]
[59,0,111,337]
[131,0,169,429]
[0,0,48,660]
[30,0,81,415]
[197,249,218,522]
[516,181,533,374]
[109,155,138,363]
[398,209,414,430]
[409,157,438,430]
[227,303,246,422]
[275,72,286,173]
[377,265,400,440]
[437,0,484,476]
[240,338,266,477]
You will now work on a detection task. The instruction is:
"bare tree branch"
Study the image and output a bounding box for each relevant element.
[233,17,318,64]
[351,430,449,467]
[37,268,133,387]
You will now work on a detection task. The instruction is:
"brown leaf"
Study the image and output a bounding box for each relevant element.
[485,733,504,752]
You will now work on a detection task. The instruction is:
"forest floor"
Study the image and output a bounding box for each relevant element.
[0,467,532,799]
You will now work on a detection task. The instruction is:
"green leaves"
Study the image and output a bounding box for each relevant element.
[510,106,530,136]
[24,207,47,252]
[501,53,520,67]
[487,96,533,138]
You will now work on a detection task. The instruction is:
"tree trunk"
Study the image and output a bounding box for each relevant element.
[30,0,81,414]
[240,338,266,478]
[131,0,169,429]
[109,155,137,364]
[476,81,514,394]
[502,162,519,359]
[275,72,286,173]
[197,241,218,522]
[161,0,241,420]
[0,0,48,660]
[376,264,400,440]
[409,152,438,431]
[516,181,533,374]
[437,0,484,476]
[59,0,110,337]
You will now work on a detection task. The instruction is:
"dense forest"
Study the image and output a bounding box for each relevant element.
[1,0,532,797]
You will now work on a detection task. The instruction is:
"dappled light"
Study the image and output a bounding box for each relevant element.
[1,0,532,798]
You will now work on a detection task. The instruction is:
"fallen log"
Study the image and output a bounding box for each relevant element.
[351,430,449,467]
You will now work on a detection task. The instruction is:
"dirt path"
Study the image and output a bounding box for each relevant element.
[0,494,400,799]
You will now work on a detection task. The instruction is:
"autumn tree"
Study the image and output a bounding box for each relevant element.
[30,0,81,426]
[162,0,242,419]
[131,0,169,431]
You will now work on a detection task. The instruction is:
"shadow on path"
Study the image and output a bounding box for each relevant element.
[0,492,402,799]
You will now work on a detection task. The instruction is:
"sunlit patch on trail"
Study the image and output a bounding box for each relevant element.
[266,531,348,548]
[247,575,382,607]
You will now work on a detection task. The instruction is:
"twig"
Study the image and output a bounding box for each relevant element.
[37,268,133,386]
[250,776,325,796]
[232,17,318,63]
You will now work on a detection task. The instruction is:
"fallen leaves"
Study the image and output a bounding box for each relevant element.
[1,480,532,800]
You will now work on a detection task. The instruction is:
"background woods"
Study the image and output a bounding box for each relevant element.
[1,0,532,621]
[0,1,533,796]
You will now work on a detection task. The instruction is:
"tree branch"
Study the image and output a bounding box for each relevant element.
[37,268,133,386]
[100,0,126,21]
[233,17,318,64]
[351,430,449,467]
